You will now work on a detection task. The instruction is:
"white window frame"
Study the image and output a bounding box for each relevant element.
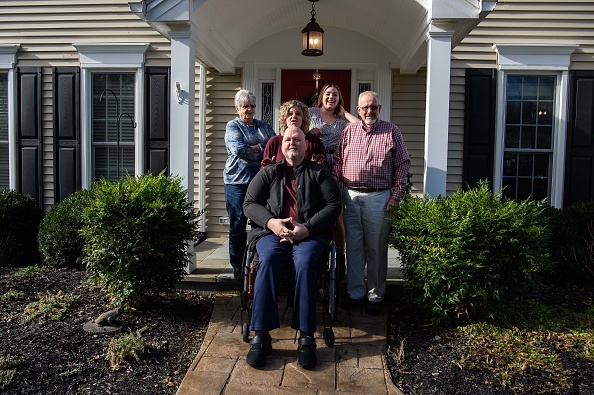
[74,43,147,188]
[0,45,18,190]
[493,44,577,208]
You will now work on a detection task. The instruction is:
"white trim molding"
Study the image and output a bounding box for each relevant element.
[0,45,19,189]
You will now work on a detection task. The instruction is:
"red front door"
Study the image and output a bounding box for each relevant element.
[281,70,352,111]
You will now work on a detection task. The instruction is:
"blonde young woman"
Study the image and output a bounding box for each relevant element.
[308,83,358,277]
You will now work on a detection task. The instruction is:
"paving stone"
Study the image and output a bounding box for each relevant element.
[194,354,237,373]
[224,383,317,394]
[202,332,246,357]
[229,355,286,387]
[282,359,336,390]
[337,366,388,393]
[176,370,229,395]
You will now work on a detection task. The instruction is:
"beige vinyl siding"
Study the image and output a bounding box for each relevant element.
[198,69,242,238]
[392,69,426,197]
[454,0,594,70]
[0,0,171,210]
[449,0,594,194]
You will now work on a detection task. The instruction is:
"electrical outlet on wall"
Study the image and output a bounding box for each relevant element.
[219,216,230,225]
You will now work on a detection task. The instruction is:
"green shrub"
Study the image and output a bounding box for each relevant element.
[81,173,200,310]
[105,327,148,369]
[13,265,45,278]
[38,188,95,269]
[0,355,18,390]
[390,180,551,324]
[22,291,80,324]
[0,190,44,266]
[546,201,594,284]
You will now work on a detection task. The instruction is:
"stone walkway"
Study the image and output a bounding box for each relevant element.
[175,238,405,395]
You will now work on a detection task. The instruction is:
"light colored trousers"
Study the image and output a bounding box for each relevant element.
[343,188,391,302]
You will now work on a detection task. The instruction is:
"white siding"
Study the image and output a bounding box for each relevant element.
[199,69,242,238]
[449,0,594,193]
[0,0,171,210]
[392,69,426,197]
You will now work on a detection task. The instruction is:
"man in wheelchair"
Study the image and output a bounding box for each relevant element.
[242,125,341,369]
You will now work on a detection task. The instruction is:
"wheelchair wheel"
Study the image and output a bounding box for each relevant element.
[323,327,335,347]
[242,322,250,343]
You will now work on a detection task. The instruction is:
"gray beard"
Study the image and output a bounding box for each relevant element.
[364,118,377,125]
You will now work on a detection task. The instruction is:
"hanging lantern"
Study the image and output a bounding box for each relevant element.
[301,0,324,57]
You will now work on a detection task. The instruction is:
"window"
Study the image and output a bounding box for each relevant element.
[261,82,274,127]
[75,43,147,188]
[493,44,576,208]
[0,72,7,189]
[502,75,555,200]
[92,73,136,182]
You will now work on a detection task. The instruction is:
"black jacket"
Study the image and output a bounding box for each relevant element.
[243,158,341,246]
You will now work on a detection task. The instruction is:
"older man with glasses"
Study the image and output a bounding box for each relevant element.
[333,91,410,315]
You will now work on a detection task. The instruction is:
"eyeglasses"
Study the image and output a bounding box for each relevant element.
[358,105,379,112]
[241,104,256,109]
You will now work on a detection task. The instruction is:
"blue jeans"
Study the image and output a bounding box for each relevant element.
[224,184,249,271]
[251,234,325,333]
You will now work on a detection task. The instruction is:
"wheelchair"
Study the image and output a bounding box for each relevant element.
[239,237,339,347]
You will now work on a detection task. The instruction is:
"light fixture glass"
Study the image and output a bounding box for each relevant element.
[301,0,324,56]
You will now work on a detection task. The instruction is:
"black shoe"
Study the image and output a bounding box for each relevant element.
[233,268,241,279]
[340,297,365,310]
[246,334,272,368]
[297,336,317,369]
[365,300,382,315]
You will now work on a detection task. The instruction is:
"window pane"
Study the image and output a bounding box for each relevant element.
[505,125,520,148]
[261,82,274,127]
[92,73,135,182]
[0,72,8,189]
[521,126,536,149]
[503,75,556,201]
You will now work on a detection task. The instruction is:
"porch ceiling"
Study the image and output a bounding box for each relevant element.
[130,0,495,74]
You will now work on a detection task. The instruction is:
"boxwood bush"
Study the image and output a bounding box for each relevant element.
[546,201,594,284]
[38,188,96,269]
[81,173,201,310]
[0,190,44,266]
[390,181,551,324]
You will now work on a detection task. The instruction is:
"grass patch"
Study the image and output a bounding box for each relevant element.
[455,291,594,393]
[0,355,18,390]
[106,327,149,370]
[1,289,25,302]
[13,265,46,278]
[22,291,80,324]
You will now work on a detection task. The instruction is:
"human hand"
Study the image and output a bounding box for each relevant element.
[280,218,309,243]
[312,154,326,165]
[309,127,322,137]
[337,105,346,117]
[261,156,275,167]
[267,217,293,239]
[386,198,399,212]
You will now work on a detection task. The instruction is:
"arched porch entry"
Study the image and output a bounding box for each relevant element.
[281,70,352,110]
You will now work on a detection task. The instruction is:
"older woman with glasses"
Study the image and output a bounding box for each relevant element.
[224,90,276,279]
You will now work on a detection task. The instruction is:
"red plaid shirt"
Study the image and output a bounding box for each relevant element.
[333,119,410,201]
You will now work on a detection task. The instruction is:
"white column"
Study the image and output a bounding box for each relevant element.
[423,28,454,197]
[169,28,196,272]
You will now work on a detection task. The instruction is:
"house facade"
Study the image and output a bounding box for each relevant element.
[1,0,593,270]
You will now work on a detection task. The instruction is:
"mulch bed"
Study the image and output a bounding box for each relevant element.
[386,283,594,394]
[0,265,213,394]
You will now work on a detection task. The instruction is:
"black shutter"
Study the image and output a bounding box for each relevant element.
[16,67,42,206]
[144,67,170,175]
[463,68,497,190]
[53,67,80,203]
[565,71,594,207]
